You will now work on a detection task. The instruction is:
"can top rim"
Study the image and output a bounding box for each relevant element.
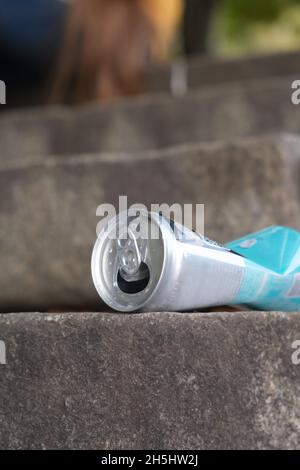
[91,210,167,312]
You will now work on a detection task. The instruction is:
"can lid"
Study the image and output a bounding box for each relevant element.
[91,211,165,312]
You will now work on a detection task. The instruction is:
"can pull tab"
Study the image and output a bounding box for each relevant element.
[116,227,150,293]
[117,228,142,277]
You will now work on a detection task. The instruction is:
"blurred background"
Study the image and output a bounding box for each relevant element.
[1,0,300,108]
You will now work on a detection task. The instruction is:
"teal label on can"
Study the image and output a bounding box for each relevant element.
[226,226,300,311]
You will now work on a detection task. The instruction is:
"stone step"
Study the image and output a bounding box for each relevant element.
[0,75,297,165]
[0,310,299,449]
[0,134,299,312]
[146,50,300,93]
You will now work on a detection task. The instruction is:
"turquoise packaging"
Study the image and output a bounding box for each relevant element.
[226,226,300,311]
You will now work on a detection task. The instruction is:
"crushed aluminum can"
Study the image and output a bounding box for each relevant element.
[91,210,300,312]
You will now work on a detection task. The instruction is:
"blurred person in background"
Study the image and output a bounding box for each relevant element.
[0,0,183,106]
[51,0,183,103]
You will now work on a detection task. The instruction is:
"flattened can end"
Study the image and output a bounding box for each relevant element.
[91,211,167,312]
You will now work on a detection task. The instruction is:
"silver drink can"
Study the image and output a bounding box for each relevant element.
[91,210,245,312]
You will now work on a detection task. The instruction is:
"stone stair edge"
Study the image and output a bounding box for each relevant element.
[0,310,300,324]
[147,49,300,76]
[0,74,297,124]
[1,132,299,173]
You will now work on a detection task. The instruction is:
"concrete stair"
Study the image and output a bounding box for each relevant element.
[0,75,298,164]
[0,134,299,312]
[146,50,300,93]
[0,310,300,449]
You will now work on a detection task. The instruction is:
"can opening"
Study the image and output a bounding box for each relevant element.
[117,262,150,294]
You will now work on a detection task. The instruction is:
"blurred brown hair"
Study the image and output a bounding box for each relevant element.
[51,0,183,104]
[51,0,154,104]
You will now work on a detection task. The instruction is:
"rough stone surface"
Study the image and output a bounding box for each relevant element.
[0,76,298,165]
[0,310,300,450]
[146,50,300,93]
[0,134,299,312]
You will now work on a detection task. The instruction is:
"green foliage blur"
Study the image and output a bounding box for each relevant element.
[210,0,300,56]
